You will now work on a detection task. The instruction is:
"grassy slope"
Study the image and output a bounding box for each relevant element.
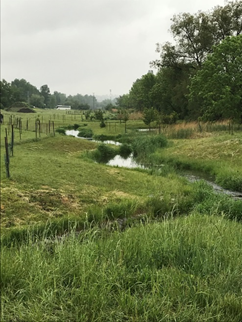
[1,134,190,229]
[154,132,242,191]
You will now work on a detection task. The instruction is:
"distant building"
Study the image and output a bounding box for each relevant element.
[56,105,71,110]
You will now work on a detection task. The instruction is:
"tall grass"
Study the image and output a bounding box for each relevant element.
[1,215,242,321]
[131,134,167,162]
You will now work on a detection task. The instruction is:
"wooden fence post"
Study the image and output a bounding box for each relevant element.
[4,130,10,178]
[19,119,22,140]
[11,125,14,156]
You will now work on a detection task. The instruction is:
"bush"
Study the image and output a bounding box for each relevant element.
[55,127,66,135]
[92,144,117,163]
[119,144,132,158]
[73,123,81,130]
[132,134,167,160]
[77,127,93,138]
[100,120,106,128]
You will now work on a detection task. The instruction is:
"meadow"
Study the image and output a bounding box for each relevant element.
[1,108,242,321]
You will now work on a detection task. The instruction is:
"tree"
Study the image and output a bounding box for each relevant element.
[0,79,15,108]
[29,94,45,108]
[129,73,156,111]
[152,1,242,70]
[189,35,242,122]
[40,84,51,108]
[143,107,157,130]
[116,94,131,109]
[53,91,67,106]
[150,65,192,118]
[11,78,40,103]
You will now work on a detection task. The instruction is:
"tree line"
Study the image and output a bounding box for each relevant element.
[117,1,242,123]
[0,79,101,110]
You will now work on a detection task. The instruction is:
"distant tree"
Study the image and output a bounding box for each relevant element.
[189,35,242,122]
[103,103,114,111]
[11,78,40,103]
[53,91,67,105]
[116,94,131,109]
[95,109,104,121]
[29,94,45,108]
[40,84,51,108]
[49,95,57,109]
[0,79,15,108]
[143,107,157,130]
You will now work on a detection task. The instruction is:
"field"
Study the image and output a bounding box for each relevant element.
[1,109,242,321]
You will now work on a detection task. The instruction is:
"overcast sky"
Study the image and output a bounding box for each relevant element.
[1,0,224,98]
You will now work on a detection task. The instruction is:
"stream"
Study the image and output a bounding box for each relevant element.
[66,130,242,200]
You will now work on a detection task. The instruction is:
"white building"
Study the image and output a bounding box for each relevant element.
[56,105,71,110]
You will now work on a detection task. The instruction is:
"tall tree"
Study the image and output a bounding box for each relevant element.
[40,84,51,108]
[29,94,45,108]
[11,78,40,103]
[129,73,156,111]
[152,1,242,70]
[0,79,15,108]
[189,35,242,122]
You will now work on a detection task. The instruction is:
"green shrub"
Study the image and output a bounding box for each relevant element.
[55,127,66,135]
[132,134,167,160]
[92,143,117,163]
[77,127,93,138]
[119,143,132,158]
[73,123,81,130]
[93,134,117,141]
[100,120,106,128]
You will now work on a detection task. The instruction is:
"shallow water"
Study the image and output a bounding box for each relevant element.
[65,130,121,145]
[184,174,242,200]
[106,154,144,169]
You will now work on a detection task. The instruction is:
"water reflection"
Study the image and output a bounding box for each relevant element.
[107,154,144,169]
[66,129,80,138]
[65,130,121,145]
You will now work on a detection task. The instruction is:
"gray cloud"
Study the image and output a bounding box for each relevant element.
[2,0,224,96]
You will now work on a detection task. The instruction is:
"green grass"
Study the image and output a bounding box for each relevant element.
[152,133,242,192]
[1,215,242,321]
[1,110,242,321]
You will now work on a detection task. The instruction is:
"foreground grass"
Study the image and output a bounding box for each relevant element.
[1,214,242,321]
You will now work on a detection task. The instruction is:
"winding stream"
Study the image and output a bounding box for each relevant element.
[66,130,242,200]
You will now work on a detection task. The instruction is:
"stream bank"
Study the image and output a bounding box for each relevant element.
[66,130,242,200]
